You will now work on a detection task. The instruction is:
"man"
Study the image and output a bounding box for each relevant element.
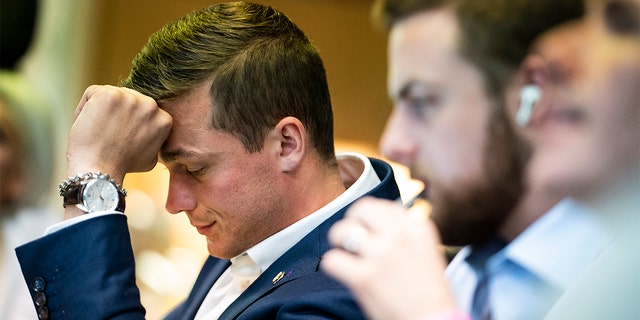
[15,2,400,319]
[526,0,640,317]
[322,0,609,319]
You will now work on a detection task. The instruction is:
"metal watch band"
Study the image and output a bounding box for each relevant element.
[58,172,127,197]
[58,172,127,212]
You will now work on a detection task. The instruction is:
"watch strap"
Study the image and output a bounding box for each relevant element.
[59,172,127,213]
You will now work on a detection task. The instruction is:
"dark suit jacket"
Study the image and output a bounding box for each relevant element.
[16,158,400,319]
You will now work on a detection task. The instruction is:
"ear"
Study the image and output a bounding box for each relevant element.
[272,116,306,172]
[511,53,551,127]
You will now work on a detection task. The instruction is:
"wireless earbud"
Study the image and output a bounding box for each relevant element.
[516,84,541,127]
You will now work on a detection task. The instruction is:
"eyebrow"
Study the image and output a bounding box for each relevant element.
[159,148,200,163]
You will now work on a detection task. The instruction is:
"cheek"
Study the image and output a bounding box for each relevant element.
[205,159,280,218]
[527,133,594,198]
[200,173,245,210]
[580,67,640,172]
[447,117,486,172]
[422,128,486,188]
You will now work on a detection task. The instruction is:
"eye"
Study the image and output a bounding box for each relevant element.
[185,166,207,177]
[604,0,640,36]
[405,92,441,110]
[398,82,443,119]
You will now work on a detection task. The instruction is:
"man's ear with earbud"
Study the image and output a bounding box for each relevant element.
[513,53,549,127]
[517,84,542,126]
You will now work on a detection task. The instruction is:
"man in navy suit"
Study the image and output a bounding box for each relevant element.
[15,2,400,319]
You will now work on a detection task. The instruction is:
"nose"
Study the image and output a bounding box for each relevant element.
[379,109,417,167]
[165,171,197,214]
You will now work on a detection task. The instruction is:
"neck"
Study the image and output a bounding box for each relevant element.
[283,156,346,223]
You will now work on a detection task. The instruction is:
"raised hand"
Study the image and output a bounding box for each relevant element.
[66,85,173,184]
[322,197,458,320]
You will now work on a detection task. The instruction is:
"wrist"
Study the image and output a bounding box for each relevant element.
[66,155,126,185]
[64,206,87,220]
[66,166,125,186]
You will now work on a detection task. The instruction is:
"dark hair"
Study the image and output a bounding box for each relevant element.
[0,0,39,69]
[122,2,335,162]
[372,0,584,99]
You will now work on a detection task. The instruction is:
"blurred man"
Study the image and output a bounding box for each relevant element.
[525,0,640,317]
[322,1,609,319]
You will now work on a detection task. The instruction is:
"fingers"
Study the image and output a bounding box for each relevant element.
[327,197,414,253]
[322,197,457,320]
[67,85,173,182]
[321,249,369,286]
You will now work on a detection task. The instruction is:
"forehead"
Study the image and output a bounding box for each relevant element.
[159,80,213,124]
[387,8,463,93]
[389,8,458,74]
[158,81,217,159]
[389,7,459,50]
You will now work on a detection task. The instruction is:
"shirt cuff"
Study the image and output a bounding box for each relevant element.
[45,211,124,235]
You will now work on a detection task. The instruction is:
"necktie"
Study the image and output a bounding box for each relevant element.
[467,237,507,320]
[195,253,261,319]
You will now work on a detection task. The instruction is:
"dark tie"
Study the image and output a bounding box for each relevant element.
[467,237,507,320]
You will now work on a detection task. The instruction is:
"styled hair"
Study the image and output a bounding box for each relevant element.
[372,0,584,98]
[122,2,335,162]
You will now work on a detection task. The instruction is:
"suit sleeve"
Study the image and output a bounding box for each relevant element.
[15,214,145,319]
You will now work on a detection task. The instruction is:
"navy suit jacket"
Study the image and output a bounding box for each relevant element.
[16,158,400,319]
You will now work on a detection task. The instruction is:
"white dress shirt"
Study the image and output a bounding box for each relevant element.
[446,198,611,320]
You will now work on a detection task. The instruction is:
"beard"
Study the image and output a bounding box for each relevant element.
[429,108,531,247]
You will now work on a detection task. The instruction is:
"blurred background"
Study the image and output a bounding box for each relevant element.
[1,0,424,318]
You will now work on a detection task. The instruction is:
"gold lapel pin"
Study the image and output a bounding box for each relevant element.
[272,271,285,284]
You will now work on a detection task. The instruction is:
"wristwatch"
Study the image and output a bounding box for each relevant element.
[60,172,126,213]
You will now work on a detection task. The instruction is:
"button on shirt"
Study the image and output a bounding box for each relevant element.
[446,198,611,320]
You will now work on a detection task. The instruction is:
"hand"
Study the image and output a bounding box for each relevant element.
[321,197,458,320]
[66,85,172,183]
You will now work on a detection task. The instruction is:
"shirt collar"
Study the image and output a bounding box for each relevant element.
[493,198,611,290]
[242,152,381,273]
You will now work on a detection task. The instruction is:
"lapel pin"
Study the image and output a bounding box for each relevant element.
[272,271,285,285]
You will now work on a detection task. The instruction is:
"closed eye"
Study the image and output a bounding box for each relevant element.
[185,166,207,177]
[397,81,443,118]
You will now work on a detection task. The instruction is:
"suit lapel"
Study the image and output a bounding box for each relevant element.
[178,258,231,320]
[219,217,328,319]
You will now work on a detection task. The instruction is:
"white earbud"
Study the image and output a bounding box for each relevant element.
[516,84,541,127]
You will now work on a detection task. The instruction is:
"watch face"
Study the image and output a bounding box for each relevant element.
[82,179,120,212]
